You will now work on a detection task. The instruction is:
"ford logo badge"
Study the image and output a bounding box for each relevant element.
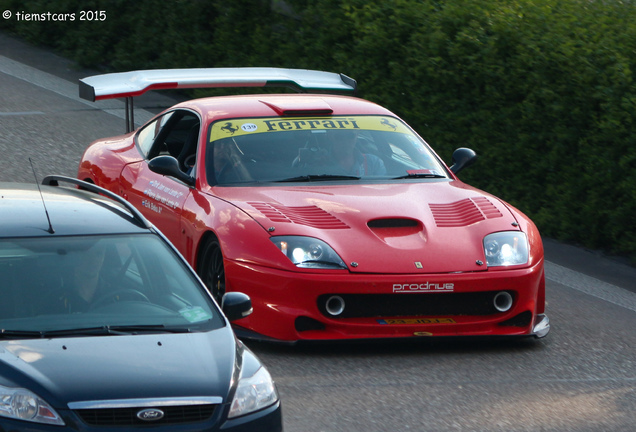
[137,408,165,421]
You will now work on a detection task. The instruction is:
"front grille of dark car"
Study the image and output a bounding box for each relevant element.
[76,404,216,426]
[317,291,514,319]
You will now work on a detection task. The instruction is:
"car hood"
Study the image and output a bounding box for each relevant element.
[213,180,520,273]
[0,328,238,409]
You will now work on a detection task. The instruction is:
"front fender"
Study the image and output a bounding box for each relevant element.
[77,134,140,194]
[184,191,294,274]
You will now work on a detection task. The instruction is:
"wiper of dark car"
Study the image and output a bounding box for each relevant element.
[107,324,192,334]
[0,325,191,339]
[276,174,361,182]
[43,326,133,337]
[0,329,45,339]
[0,327,130,339]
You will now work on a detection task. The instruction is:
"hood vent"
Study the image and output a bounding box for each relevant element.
[430,197,502,227]
[368,218,419,229]
[367,218,425,249]
[249,202,349,229]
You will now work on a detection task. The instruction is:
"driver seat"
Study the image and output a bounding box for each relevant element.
[177,125,200,173]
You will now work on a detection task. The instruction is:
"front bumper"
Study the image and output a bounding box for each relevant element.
[226,259,548,342]
[0,401,282,432]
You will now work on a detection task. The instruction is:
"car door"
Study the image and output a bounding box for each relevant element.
[120,110,201,251]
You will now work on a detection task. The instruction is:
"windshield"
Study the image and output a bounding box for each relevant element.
[206,115,448,184]
[0,234,224,336]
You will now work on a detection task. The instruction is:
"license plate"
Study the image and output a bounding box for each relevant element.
[378,318,456,325]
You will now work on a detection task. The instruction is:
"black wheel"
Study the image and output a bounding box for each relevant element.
[198,238,226,303]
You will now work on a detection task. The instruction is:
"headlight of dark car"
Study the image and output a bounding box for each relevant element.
[483,232,529,267]
[271,236,347,269]
[228,367,279,418]
[0,386,64,425]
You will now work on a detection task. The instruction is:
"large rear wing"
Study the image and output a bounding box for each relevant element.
[79,67,357,132]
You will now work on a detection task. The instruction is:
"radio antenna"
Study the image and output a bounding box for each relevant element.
[29,158,55,234]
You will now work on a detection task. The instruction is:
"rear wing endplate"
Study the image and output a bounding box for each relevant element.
[79,67,357,132]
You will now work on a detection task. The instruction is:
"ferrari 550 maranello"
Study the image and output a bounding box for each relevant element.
[77,67,549,342]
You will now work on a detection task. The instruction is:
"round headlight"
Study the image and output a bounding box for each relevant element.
[484,239,500,258]
[292,247,306,263]
[308,243,324,260]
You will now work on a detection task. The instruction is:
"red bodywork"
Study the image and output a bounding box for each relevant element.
[78,93,547,342]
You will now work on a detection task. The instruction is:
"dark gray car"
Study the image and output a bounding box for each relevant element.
[0,176,282,431]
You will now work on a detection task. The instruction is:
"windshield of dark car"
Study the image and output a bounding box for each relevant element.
[0,234,224,335]
[206,115,448,185]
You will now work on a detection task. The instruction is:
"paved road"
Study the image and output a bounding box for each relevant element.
[2,31,635,431]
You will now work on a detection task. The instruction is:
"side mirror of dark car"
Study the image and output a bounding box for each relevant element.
[148,156,194,185]
[221,292,253,322]
[449,147,478,174]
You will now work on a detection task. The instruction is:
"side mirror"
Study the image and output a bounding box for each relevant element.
[449,147,477,174]
[221,292,253,321]
[148,155,193,185]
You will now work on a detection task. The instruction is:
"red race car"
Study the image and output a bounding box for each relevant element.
[78,68,549,342]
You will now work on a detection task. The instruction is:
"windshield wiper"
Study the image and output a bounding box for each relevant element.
[0,327,131,338]
[276,174,361,182]
[43,326,132,337]
[392,172,447,179]
[0,325,191,339]
[0,329,46,339]
[107,324,192,334]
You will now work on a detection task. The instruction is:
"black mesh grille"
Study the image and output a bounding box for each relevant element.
[76,404,216,426]
[295,315,326,332]
[317,291,514,319]
[499,310,532,327]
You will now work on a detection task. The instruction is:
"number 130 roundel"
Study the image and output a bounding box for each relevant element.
[78,67,549,342]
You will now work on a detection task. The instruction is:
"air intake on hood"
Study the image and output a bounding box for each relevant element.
[249,202,349,229]
[367,218,419,228]
[430,197,502,227]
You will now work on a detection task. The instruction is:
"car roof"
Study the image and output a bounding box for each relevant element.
[0,182,150,238]
[172,94,395,124]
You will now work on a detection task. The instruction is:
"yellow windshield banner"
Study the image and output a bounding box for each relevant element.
[209,116,411,142]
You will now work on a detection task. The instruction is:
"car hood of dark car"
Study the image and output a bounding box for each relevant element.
[0,328,237,409]
[212,180,523,273]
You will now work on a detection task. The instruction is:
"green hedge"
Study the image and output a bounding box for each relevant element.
[2,0,635,262]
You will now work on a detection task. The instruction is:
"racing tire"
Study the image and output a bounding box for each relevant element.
[198,238,226,303]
